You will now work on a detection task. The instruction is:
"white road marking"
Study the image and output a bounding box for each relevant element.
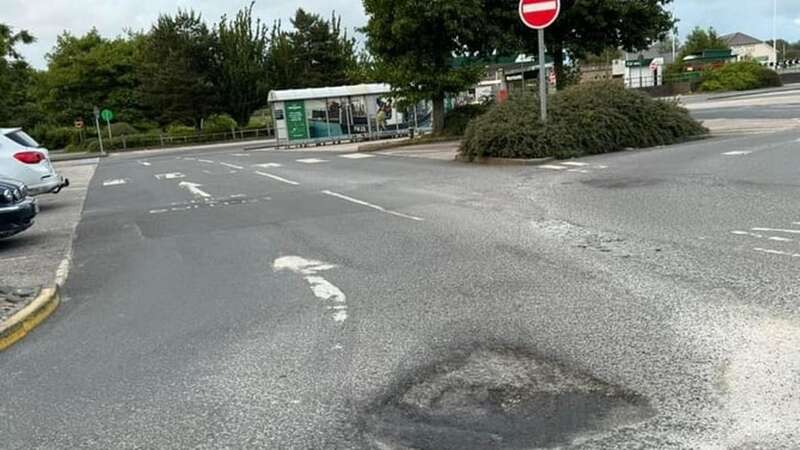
[183,157,197,161]
[202,169,213,174]
[768,236,793,242]
[138,161,151,166]
[178,181,211,198]
[753,247,800,257]
[321,190,423,221]
[594,165,608,169]
[539,165,567,170]
[229,194,246,198]
[296,158,327,164]
[219,162,244,169]
[561,161,589,167]
[723,151,752,156]
[522,1,556,13]
[339,153,375,159]
[149,208,169,214]
[154,172,185,180]
[255,171,299,185]
[273,256,347,322]
[732,230,764,238]
[752,227,800,235]
[793,222,800,226]
[232,153,250,157]
[254,163,282,168]
[567,169,590,174]
[102,179,127,186]
[198,159,215,164]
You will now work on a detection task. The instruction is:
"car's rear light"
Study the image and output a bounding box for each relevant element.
[13,151,45,164]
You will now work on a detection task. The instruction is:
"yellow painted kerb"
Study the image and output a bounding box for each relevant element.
[0,287,60,351]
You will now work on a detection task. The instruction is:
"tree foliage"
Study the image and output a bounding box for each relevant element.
[0,24,37,127]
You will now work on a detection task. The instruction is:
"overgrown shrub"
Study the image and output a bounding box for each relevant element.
[460,81,707,161]
[166,123,196,136]
[203,114,237,134]
[109,122,138,136]
[443,104,490,136]
[30,125,80,150]
[700,61,782,92]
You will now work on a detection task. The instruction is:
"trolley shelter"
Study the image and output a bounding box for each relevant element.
[268,84,418,145]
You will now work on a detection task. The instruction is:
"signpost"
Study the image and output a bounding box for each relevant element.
[101,109,114,143]
[93,106,106,155]
[519,0,560,122]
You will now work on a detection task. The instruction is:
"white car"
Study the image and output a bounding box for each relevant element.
[0,128,69,195]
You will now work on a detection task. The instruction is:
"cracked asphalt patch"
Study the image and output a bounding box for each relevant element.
[362,347,654,450]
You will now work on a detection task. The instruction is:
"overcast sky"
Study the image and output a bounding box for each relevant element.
[3,0,800,69]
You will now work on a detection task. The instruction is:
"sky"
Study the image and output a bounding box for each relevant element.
[3,0,800,69]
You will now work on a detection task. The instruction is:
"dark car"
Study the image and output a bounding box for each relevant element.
[0,178,38,239]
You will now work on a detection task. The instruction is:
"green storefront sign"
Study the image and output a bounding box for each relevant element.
[285,101,309,140]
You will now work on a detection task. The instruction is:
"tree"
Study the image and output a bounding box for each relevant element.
[212,2,271,126]
[38,30,142,125]
[137,9,217,127]
[362,0,492,133]
[269,9,359,90]
[489,0,675,89]
[680,27,729,56]
[0,24,37,127]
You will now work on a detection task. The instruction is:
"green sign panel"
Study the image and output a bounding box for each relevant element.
[100,109,114,122]
[285,101,308,141]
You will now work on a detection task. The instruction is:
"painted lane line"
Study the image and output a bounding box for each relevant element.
[566,169,590,174]
[296,158,328,164]
[752,227,800,235]
[561,161,589,167]
[321,190,423,222]
[254,163,282,168]
[183,157,197,161]
[723,151,752,156]
[339,153,375,159]
[768,236,793,242]
[732,230,764,238]
[539,165,568,170]
[154,172,185,180]
[138,161,151,166]
[149,208,169,214]
[178,181,211,198]
[753,247,800,258]
[273,256,347,322]
[201,169,213,174]
[102,179,127,186]
[198,159,215,164]
[232,153,250,157]
[593,165,608,169]
[254,171,300,185]
[219,162,244,170]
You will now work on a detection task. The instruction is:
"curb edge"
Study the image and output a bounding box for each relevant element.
[0,287,60,352]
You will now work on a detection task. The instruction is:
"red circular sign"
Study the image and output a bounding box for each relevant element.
[519,0,560,29]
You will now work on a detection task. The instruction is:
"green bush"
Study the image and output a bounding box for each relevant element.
[700,61,782,92]
[460,81,707,161]
[166,123,196,137]
[30,125,81,150]
[203,114,237,134]
[443,103,490,136]
[109,122,138,136]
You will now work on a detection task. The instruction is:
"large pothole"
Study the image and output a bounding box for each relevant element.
[363,347,653,450]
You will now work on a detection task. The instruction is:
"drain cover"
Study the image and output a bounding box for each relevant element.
[364,348,653,450]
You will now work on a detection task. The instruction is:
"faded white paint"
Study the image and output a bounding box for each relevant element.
[255,171,299,185]
[723,151,752,156]
[296,158,327,164]
[179,181,211,198]
[220,162,244,170]
[102,179,127,186]
[567,169,590,174]
[253,163,282,168]
[339,153,375,159]
[753,247,800,257]
[561,161,589,167]
[138,161,151,166]
[752,227,800,234]
[539,165,567,170]
[149,208,169,214]
[731,230,764,238]
[198,159,215,164]
[321,190,423,221]
[155,172,185,180]
[273,256,347,322]
[232,153,250,157]
[767,236,793,242]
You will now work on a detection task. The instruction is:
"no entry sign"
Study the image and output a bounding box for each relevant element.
[519,0,560,29]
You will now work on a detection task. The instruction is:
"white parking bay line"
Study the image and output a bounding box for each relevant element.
[296,158,327,164]
[754,247,800,257]
[723,151,752,156]
[561,161,589,167]
[102,179,127,186]
[254,171,299,185]
[321,190,423,221]
[539,165,568,170]
[138,161,151,166]
[219,162,244,169]
[339,153,375,159]
[198,159,215,164]
[254,163,282,168]
[752,227,800,234]
[154,172,185,180]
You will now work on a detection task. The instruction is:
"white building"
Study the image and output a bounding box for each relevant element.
[721,32,775,65]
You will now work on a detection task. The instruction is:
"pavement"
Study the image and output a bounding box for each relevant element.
[0,92,799,449]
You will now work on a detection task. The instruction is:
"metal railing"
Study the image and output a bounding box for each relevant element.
[88,127,274,152]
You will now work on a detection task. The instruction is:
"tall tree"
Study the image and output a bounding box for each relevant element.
[212,2,271,126]
[138,9,217,127]
[680,27,729,56]
[0,24,37,127]
[362,0,493,133]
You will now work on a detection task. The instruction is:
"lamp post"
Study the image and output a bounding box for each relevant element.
[773,0,778,67]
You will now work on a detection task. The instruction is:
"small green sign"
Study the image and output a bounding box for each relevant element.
[285,101,308,141]
[101,109,114,122]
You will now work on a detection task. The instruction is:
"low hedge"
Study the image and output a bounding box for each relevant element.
[700,61,782,92]
[460,81,707,160]
[443,103,490,136]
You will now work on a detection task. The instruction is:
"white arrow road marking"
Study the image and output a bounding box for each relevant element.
[155,172,185,180]
[522,1,557,13]
[179,181,211,198]
[138,161,151,166]
[254,163,282,168]
[296,158,327,164]
[322,190,423,221]
[339,153,375,159]
[723,151,752,156]
[255,171,299,185]
[220,162,244,169]
[273,256,347,322]
[102,179,127,186]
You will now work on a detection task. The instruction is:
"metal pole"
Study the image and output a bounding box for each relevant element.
[538,28,547,123]
[671,3,677,63]
[94,114,105,155]
[773,0,778,67]
[106,118,112,142]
